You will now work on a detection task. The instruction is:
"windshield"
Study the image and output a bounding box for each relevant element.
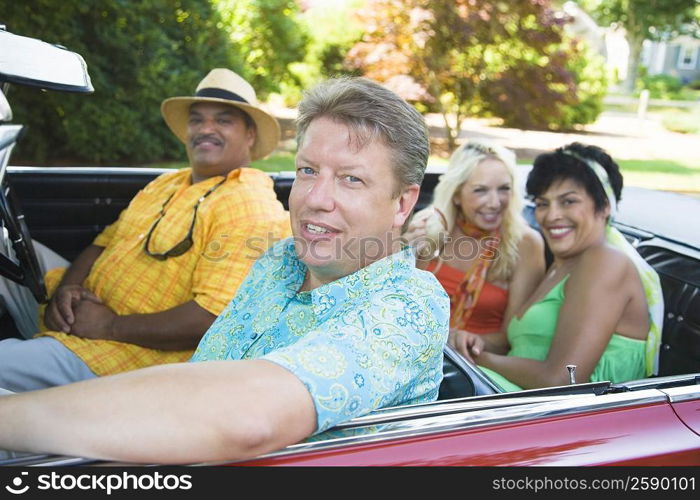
[0,29,92,93]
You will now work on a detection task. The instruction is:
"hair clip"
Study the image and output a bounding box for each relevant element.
[467,143,496,155]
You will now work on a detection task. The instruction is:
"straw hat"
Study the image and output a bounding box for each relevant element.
[161,69,280,160]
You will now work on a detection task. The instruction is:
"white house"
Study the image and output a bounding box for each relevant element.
[563,1,700,85]
[641,35,700,83]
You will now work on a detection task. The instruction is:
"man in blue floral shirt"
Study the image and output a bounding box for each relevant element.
[192,238,447,433]
[0,77,449,463]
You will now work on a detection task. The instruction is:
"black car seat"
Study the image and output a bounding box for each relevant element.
[438,344,502,400]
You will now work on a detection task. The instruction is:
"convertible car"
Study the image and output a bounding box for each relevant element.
[1,28,699,466]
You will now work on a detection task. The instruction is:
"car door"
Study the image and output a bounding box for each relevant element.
[664,384,700,437]
[238,385,700,466]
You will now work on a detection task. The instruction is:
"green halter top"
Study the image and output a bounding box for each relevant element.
[480,276,646,392]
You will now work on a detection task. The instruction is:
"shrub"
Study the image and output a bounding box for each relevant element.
[5,1,238,165]
[4,0,309,165]
[662,110,700,134]
[636,74,684,99]
[483,40,607,131]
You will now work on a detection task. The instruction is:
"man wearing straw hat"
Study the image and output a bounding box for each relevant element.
[0,69,290,391]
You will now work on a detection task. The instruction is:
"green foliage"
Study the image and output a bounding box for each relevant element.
[267,0,364,106]
[215,0,309,98]
[3,0,309,165]
[318,41,363,78]
[4,0,238,165]
[300,0,364,79]
[578,0,698,92]
[251,151,296,172]
[485,40,607,130]
[661,108,700,133]
[636,74,684,99]
[633,72,700,100]
[579,0,698,41]
[346,0,607,146]
[565,44,609,127]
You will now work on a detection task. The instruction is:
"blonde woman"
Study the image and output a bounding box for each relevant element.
[404,141,544,341]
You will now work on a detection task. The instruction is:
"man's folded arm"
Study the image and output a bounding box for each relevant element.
[67,218,288,349]
[44,244,105,332]
[102,300,217,350]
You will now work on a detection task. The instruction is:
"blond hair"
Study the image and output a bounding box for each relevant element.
[414,140,526,282]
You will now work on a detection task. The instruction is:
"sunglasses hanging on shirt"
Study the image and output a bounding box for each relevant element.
[143,177,226,260]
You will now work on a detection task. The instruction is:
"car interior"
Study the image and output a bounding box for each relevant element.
[1,167,699,402]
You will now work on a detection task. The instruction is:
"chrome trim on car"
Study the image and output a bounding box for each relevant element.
[27,456,97,467]
[8,165,170,176]
[442,343,503,394]
[334,393,589,428]
[275,170,296,180]
[8,165,298,181]
[637,236,700,261]
[336,381,610,427]
[612,373,699,392]
[0,453,96,467]
[252,388,668,461]
[661,385,700,403]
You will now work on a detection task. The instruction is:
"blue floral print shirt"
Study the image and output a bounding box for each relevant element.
[191,238,449,433]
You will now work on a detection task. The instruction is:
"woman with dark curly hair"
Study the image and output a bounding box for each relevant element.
[456,142,664,391]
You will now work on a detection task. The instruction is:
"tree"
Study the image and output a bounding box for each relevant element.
[2,0,309,165]
[4,0,238,164]
[345,0,605,151]
[215,0,309,97]
[265,0,365,106]
[578,0,698,93]
[483,40,607,131]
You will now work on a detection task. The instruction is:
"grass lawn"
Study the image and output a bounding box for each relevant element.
[252,152,296,172]
[615,159,700,193]
[151,153,700,194]
[146,153,298,173]
[154,152,450,172]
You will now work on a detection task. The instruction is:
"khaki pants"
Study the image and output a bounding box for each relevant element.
[0,240,69,339]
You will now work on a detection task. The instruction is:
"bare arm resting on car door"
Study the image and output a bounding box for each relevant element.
[0,359,316,464]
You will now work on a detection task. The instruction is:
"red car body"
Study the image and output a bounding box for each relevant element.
[237,382,700,466]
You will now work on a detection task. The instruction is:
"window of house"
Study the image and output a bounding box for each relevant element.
[677,44,698,70]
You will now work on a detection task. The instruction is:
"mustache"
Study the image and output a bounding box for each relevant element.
[191,134,223,147]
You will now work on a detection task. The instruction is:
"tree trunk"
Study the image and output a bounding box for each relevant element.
[623,33,644,94]
[440,110,458,153]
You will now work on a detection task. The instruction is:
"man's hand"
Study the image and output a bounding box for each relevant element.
[448,328,485,363]
[44,285,102,333]
[68,300,117,340]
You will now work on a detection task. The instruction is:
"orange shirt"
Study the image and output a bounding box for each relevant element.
[426,260,508,334]
[40,167,291,375]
